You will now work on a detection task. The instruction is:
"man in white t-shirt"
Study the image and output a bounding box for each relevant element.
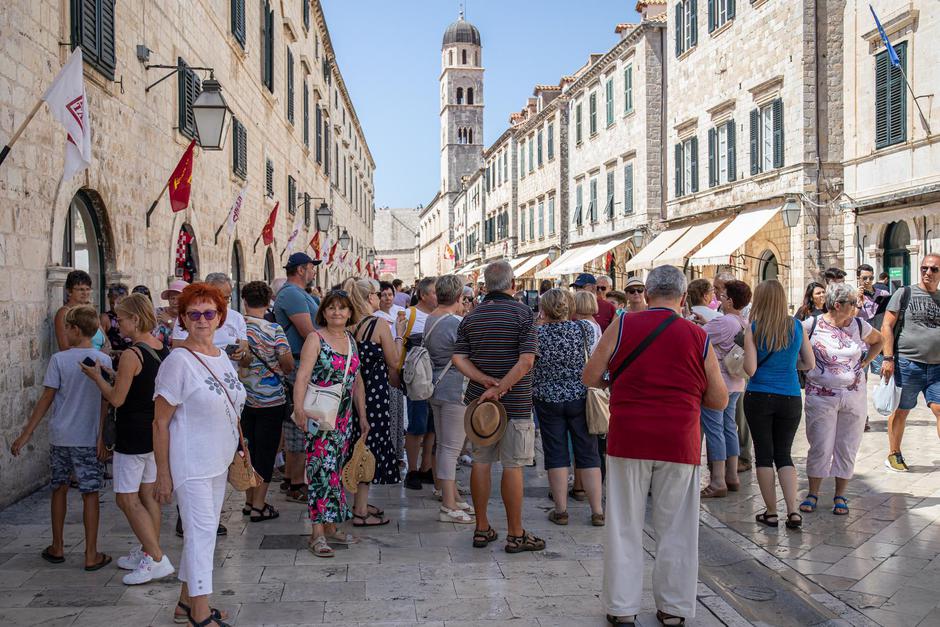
[172,273,248,361]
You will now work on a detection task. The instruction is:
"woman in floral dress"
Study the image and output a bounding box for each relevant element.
[292,290,368,558]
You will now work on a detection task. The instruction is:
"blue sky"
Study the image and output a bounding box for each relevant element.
[321,0,640,209]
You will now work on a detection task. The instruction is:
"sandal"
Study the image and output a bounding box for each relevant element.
[241,502,252,516]
[84,552,112,571]
[799,494,818,513]
[366,504,385,517]
[606,614,636,626]
[785,512,803,530]
[656,610,685,626]
[505,530,546,554]
[41,546,65,564]
[700,486,728,498]
[755,511,779,528]
[591,513,606,527]
[833,496,849,516]
[188,615,231,627]
[174,603,224,625]
[250,503,280,522]
[279,479,291,492]
[548,510,569,526]
[327,530,359,545]
[285,486,307,503]
[569,488,587,502]
[308,535,334,558]
[727,482,741,492]
[352,512,391,527]
[472,526,498,548]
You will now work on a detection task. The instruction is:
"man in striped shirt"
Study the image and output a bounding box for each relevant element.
[453,260,545,554]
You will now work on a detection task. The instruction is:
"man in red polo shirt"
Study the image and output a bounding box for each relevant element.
[571,273,616,331]
[584,265,728,625]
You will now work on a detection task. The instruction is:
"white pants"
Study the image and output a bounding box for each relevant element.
[175,471,227,597]
[603,457,699,619]
[804,388,867,479]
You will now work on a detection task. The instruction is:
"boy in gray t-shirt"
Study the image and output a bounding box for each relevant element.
[10,305,112,570]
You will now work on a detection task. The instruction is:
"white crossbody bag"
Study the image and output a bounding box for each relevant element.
[302,333,353,431]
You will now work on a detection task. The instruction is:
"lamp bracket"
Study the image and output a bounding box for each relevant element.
[144,64,214,93]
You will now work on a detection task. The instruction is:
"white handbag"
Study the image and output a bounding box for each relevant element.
[303,333,353,431]
[873,375,902,417]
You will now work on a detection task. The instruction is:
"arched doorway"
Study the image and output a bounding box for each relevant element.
[883,221,911,290]
[264,248,275,285]
[231,242,243,311]
[175,224,198,281]
[759,250,779,281]
[63,191,106,309]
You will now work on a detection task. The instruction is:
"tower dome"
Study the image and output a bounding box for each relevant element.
[442,15,481,48]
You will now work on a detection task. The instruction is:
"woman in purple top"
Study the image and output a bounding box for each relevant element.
[700,280,751,497]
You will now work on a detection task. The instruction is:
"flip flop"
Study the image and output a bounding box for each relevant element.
[84,553,112,571]
[41,546,64,564]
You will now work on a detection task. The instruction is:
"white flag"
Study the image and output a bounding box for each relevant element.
[285,212,302,255]
[225,186,247,234]
[43,47,91,181]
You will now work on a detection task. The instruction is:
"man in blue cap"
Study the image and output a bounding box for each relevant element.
[273,252,320,501]
[571,273,617,331]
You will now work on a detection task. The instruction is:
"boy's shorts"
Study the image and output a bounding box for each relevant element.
[50,445,103,493]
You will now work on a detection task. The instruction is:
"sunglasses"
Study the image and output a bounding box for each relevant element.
[921,265,940,274]
[186,310,219,321]
[626,287,645,294]
[331,289,349,297]
[597,286,608,292]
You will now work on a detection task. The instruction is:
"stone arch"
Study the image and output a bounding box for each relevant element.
[467,87,474,105]
[58,188,118,310]
[165,210,206,281]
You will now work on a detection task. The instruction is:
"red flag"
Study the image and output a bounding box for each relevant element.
[309,232,321,259]
[261,202,279,246]
[355,257,362,274]
[365,262,372,277]
[168,139,196,213]
[327,240,338,265]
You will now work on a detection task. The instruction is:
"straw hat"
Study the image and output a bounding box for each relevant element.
[464,398,508,447]
[342,437,375,493]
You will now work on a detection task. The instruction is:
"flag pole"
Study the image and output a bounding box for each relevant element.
[897,65,932,136]
[0,99,44,168]
[145,178,171,228]
[213,222,226,245]
[253,235,262,253]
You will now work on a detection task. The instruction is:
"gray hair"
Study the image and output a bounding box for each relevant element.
[484,260,513,292]
[204,272,231,287]
[646,265,687,300]
[715,271,736,284]
[462,285,474,299]
[416,276,436,298]
[596,275,612,286]
[825,282,858,310]
[435,274,464,306]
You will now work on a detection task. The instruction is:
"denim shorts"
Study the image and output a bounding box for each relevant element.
[50,445,103,493]
[896,358,940,410]
[406,398,435,435]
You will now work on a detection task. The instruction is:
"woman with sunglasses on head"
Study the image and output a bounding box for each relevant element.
[623,278,648,313]
[102,283,134,356]
[153,284,246,627]
[292,290,369,558]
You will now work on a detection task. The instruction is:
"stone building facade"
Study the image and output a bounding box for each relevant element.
[0,0,374,507]
[841,0,940,286]
[374,207,420,287]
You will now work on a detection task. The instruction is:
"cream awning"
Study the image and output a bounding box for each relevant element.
[513,253,550,277]
[578,237,630,274]
[536,238,628,278]
[622,227,688,272]
[458,262,481,274]
[688,207,780,267]
[534,246,586,278]
[654,218,728,267]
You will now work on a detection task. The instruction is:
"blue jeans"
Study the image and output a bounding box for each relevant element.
[701,392,741,462]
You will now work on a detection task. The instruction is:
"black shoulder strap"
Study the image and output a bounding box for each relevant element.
[808,315,819,339]
[855,317,863,336]
[609,313,678,384]
[135,342,163,365]
[894,286,912,344]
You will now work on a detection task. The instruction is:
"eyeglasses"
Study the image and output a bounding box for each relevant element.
[186,310,219,321]
[859,275,874,281]
[921,265,940,274]
[597,286,608,292]
[108,288,128,296]
[626,287,645,295]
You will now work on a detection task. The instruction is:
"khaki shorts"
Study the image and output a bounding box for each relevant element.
[472,418,536,468]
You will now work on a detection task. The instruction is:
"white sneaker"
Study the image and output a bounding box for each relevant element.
[117,545,144,571]
[439,506,475,524]
[458,455,473,467]
[456,501,475,514]
[122,554,175,585]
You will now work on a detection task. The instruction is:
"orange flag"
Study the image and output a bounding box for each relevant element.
[309,231,321,259]
[261,202,279,246]
[168,139,196,213]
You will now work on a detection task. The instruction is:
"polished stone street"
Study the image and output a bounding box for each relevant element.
[0,382,937,626]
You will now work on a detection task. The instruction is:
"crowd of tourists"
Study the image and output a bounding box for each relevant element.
[8,247,940,627]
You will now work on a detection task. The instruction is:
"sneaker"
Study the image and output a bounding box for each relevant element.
[419,469,435,485]
[439,506,475,524]
[117,545,144,571]
[122,554,175,585]
[404,471,423,490]
[885,452,909,472]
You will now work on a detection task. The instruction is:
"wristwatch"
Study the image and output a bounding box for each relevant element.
[882,356,895,362]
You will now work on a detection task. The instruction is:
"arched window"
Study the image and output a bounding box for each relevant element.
[174,224,198,281]
[884,220,911,289]
[474,51,479,66]
[448,50,453,65]
[467,88,474,105]
[264,248,275,284]
[462,49,467,64]
[759,250,779,282]
[231,242,243,311]
[456,87,463,105]
[63,191,106,309]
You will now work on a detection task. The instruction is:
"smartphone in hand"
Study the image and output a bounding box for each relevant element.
[225,344,240,357]
[82,356,97,367]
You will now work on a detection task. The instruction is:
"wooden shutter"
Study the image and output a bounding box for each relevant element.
[624,164,634,214]
[303,0,310,30]
[288,176,296,214]
[263,2,274,92]
[874,51,889,147]
[689,0,698,47]
[265,159,274,196]
[690,136,699,193]
[231,0,246,47]
[749,108,760,175]
[772,98,784,169]
[727,0,735,20]
[675,143,684,197]
[232,118,248,179]
[877,42,907,148]
[286,48,294,124]
[177,59,201,140]
[72,0,115,79]
[708,127,717,187]
[303,83,309,147]
[708,0,715,33]
[675,3,683,57]
[78,0,100,63]
[99,0,116,77]
[726,120,736,182]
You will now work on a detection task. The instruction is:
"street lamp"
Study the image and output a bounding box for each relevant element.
[366,248,376,264]
[191,76,231,150]
[315,201,333,232]
[338,228,351,251]
[632,227,645,248]
[548,245,561,261]
[782,195,802,228]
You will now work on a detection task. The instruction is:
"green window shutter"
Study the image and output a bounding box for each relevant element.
[303,0,310,30]
[690,136,699,193]
[624,164,633,214]
[749,108,760,175]
[606,79,614,125]
[874,50,889,147]
[726,120,736,181]
[265,159,274,197]
[263,2,275,92]
[547,123,554,159]
[708,127,717,187]
[303,82,309,147]
[675,143,684,197]
[99,0,116,77]
[727,0,735,20]
[287,48,295,124]
[675,4,683,57]
[232,0,246,47]
[71,0,115,79]
[315,106,322,163]
[177,59,201,140]
[624,66,633,113]
[288,175,296,214]
[772,98,784,169]
[708,0,715,33]
[690,0,698,47]
[888,43,907,146]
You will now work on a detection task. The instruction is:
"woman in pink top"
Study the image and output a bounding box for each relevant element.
[700,280,751,497]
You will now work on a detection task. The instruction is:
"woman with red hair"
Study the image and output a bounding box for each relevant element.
[153,284,246,627]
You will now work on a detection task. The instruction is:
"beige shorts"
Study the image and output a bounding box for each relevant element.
[472,418,536,468]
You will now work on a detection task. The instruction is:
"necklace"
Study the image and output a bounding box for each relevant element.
[322,328,348,351]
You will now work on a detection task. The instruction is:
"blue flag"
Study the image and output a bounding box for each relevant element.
[870,5,900,67]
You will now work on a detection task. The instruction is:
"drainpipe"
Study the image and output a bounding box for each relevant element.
[660,26,668,222]
[813,0,824,273]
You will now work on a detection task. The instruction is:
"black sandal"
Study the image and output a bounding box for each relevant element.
[755,511,779,528]
[188,615,230,627]
[656,610,685,626]
[249,503,280,522]
[241,502,252,516]
[41,546,64,564]
[366,504,385,517]
[606,614,636,625]
[505,530,546,554]
[472,526,498,548]
[785,512,803,530]
[175,602,225,625]
[352,512,390,527]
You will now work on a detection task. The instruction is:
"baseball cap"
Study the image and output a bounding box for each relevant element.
[284,252,319,270]
[570,273,597,288]
[160,279,189,301]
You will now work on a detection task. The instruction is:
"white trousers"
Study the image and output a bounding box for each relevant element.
[176,471,227,597]
[603,457,699,619]
[804,388,867,479]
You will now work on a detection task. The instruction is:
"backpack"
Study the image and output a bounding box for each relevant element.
[402,313,452,401]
